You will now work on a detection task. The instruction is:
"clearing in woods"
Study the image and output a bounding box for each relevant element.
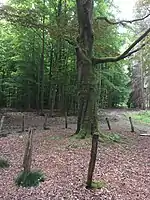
[0,109,150,200]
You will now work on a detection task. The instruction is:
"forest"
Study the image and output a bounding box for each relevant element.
[0,0,150,199]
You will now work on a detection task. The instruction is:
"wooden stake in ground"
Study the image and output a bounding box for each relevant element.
[64,111,68,129]
[21,115,25,132]
[105,117,111,130]
[0,116,5,134]
[86,133,99,189]
[129,117,134,132]
[43,114,48,130]
[23,129,33,173]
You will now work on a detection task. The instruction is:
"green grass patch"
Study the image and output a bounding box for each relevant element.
[0,158,9,168]
[128,111,150,124]
[15,170,45,187]
[87,180,106,189]
[91,180,106,189]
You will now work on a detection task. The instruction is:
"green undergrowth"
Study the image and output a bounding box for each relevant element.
[0,158,9,168]
[99,132,122,143]
[68,131,122,150]
[127,111,150,124]
[15,170,45,187]
[87,180,107,189]
[71,131,122,143]
[73,132,91,140]
[68,136,91,149]
[73,129,91,139]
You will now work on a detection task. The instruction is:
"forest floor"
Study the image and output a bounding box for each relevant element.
[0,109,150,200]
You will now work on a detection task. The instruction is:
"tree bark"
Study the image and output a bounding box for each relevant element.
[38,0,46,115]
[23,129,33,173]
[86,133,99,188]
[39,20,45,115]
[75,0,98,136]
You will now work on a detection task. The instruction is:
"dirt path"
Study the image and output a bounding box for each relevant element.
[99,109,150,134]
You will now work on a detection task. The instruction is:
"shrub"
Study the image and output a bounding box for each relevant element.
[15,170,45,187]
[91,180,106,189]
[86,180,106,189]
[0,158,9,168]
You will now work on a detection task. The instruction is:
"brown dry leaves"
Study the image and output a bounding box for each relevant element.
[0,112,150,200]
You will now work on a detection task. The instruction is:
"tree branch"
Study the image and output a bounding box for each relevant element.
[92,28,150,64]
[96,12,150,26]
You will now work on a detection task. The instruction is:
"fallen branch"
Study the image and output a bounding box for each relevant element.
[140,133,150,136]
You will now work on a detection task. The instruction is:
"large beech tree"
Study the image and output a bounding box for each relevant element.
[74,0,150,136]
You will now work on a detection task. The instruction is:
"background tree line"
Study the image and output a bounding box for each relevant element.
[0,0,149,118]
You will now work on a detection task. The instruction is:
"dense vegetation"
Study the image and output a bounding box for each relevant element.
[0,0,149,135]
[0,0,128,112]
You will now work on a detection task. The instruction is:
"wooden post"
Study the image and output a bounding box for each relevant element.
[106,117,111,130]
[43,114,48,130]
[129,117,134,132]
[65,111,68,129]
[0,116,5,133]
[86,133,99,189]
[23,129,33,173]
[21,115,25,132]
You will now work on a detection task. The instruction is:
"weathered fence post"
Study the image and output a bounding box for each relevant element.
[64,111,68,129]
[21,115,25,132]
[106,117,111,130]
[86,133,99,189]
[43,114,48,130]
[0,116,5,134]
[129,117,134,132]
[23,129,33,173]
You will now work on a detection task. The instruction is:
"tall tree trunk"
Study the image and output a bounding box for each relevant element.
[48,44,53,108]
[140,49,145,110]
[36,63,40,113]
[40,19,45,115]
[76,0,98,137]
[0,69,5,107]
